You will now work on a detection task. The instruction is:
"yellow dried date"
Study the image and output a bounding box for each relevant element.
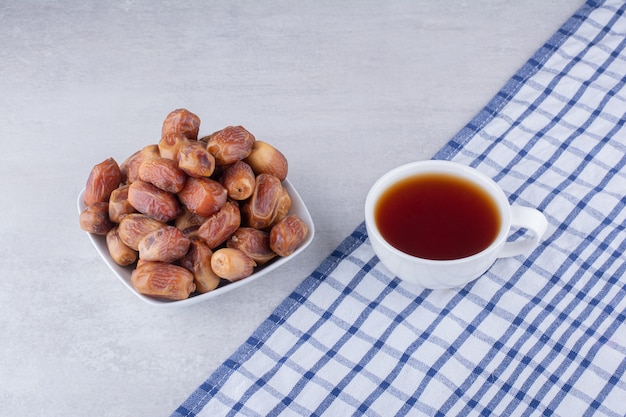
[244,140,288,181]
[210,248,256,281]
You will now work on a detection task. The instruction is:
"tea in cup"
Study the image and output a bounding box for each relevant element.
[364,160,548,289]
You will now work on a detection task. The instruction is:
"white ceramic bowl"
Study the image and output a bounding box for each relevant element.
[77,179,314,307]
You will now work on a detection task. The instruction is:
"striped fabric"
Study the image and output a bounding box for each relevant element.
[173,1,626,415]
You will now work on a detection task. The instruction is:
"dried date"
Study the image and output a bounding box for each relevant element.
[244,140,288,181]
[120,144,160,184]
[197,200,241,249]
[80,202,115,235]
[161,108,200,141]
[227,227,276,265]
[138,225,190,263]
[175,206,209,236]
[221,160,255,200]
[131,261,195,300]
[177,177,227,217]
[159,109,201,161]
[84,158,123,206]
[158,134,187,161]
[118,213,166,251]
[106,226,138,266]
[270,215,309,257]
[242,173,291,229]
[210,248,256,281]
[108,184,136,223]
[177,140,215,178]
[179,238,221,293]
[274,186,291,225]
[128,181,181,222]
[138,157,187,193]
[206,126,255,165]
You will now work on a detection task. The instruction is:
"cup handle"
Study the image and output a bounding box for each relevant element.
[499,206,548,258]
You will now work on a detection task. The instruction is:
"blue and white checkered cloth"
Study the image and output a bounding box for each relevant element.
[173,1,626,415]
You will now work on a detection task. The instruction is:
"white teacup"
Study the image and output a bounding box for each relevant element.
[364,160,548,289]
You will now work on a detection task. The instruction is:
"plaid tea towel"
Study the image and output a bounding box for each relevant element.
[173,1,626,415]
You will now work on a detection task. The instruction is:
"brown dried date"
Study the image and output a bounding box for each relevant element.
[159,109,201,161]
[128,180,181,222]
[177,177,227,217]
[118,213,166,251]
[270,215,309,257]
[221,160,255,200]
[177,140,215,178]
[138,225,190,263]
[244,140,288,181]
[159,134,187,161]
[138,157,186,193]
[175,206,209,236]
[242,173,291,229]
[131,261,196,300]
[210,248,256,281]
[84,158,123,206]
[108,184,136,223]
[179,238,221,293]
[206,126,255,165]
[274,186,291,224]
[227,227,276,265]
[106,227,138,266]
[197,200,241,249]
[120,144,160,184]
[80,202,115,235]
[161,108,201,141]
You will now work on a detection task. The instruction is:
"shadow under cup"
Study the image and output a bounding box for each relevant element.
[364,161,548,289]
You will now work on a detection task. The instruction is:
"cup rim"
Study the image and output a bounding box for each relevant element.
[364,160,512,265]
